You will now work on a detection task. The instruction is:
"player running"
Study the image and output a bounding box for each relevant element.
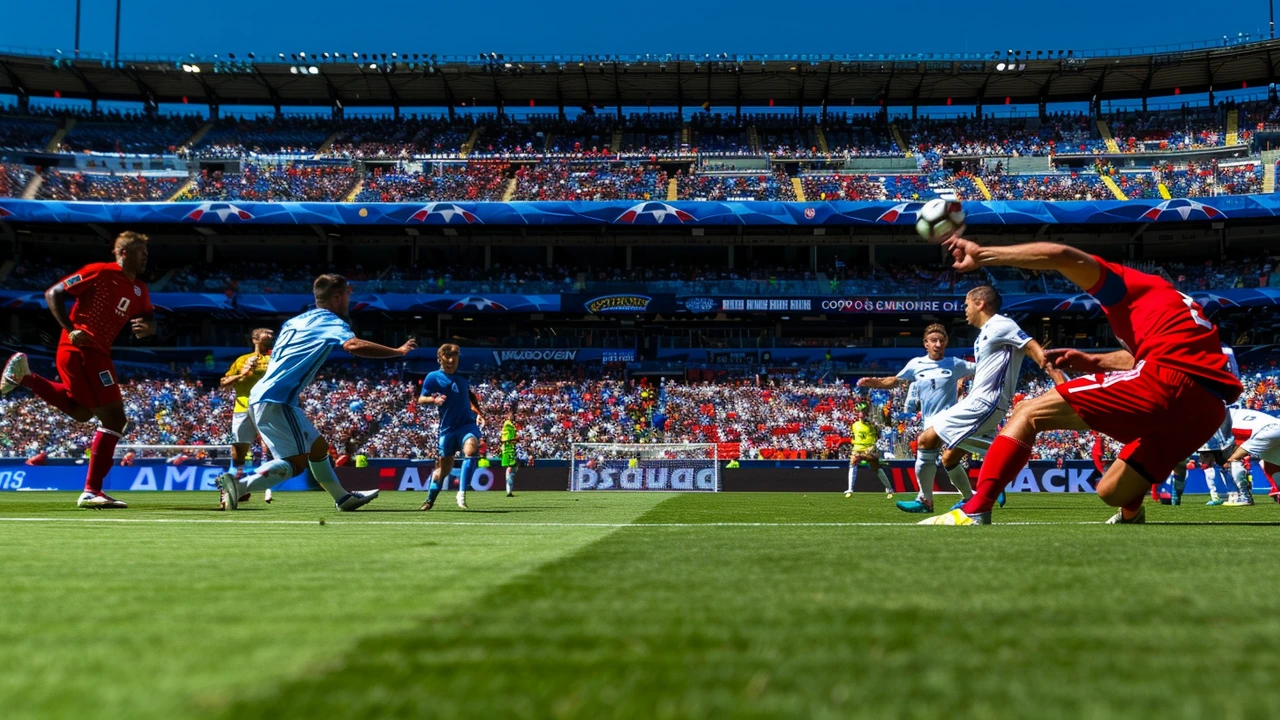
[418,343,484,511]
[922,239,1243,525]
[0,231,156,509]
[1221,407,1280,505]
[216,274,416,511]
[858,323,978,513]
[1197,343,1244,506]
[903,288,1063,515]
[219,328,275,507]
[501,410,519,497]
[843,406,895,498]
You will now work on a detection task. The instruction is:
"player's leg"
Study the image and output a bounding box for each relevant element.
[845,457,856,497]
[77,400,129,509]
[1218,447,1253,505]
[504,450,517,497]
[218,403,297,510]
[899,426,941,512]
[960,391,1089,519]
[941,449,974,502]
[2,351,93,422]
[1200,451,1228,505]
[457,434,481,509]
[867,455,894,498]
[307,435,378,511]
[1168,462,1188,506]
[423,455,455,510]
[1262,461,1280,502]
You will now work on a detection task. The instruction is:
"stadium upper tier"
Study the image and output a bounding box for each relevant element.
[0,36,1274,109]
[0,104,1275,203]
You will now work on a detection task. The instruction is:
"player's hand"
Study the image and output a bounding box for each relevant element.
[68,328,93,347]
[942,237,983,273]
[244,355,260,372]
[397,338,418,356]
[131,318,157,338]
[1042,348,1102,373]
[855,378,872,388]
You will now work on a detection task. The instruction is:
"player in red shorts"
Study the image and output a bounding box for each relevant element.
[0,231,156,508]
[920,238,1242,525]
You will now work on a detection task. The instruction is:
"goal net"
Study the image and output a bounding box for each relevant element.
[569,443,720,492]
[113,444,235,466]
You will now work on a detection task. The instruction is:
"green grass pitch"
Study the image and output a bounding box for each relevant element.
[1,490,1278,719]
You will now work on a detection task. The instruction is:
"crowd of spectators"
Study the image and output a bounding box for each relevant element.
[677,169,796,200]
[7,360,1280,463]
[37,170,184,202]
[0,163,31,197]
[510,162,666,201]
[355,162,511,202]
[186,162,357,202]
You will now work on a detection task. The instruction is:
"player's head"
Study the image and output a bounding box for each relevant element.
[438,343,461,373]
[922,323,948,359]
[964,286,1001,327]
[313,274,351,315]
[250,328,275,352]
[113,231,149,276]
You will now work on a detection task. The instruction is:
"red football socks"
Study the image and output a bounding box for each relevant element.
[86,428,122,494]
[963,435,1032,515]
[20,373,79,417]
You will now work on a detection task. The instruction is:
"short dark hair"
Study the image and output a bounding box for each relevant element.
[438,343,461,357]
[967,285,1002,313]
[313,274,349,302]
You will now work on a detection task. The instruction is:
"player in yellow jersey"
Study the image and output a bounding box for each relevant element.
[846,407,896,499]
[220,328,274,507]
[501,410,519,497]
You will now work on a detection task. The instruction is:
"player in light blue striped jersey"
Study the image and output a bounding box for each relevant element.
[859,323,978,512]
[215,274,416,512]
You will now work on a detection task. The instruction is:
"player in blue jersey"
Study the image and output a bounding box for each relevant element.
[215,274,416,511]
[418,343,484,511]
[858,323,979,513]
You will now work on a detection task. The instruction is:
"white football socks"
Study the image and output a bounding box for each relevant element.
[308,457,348,500]
[947,463,973,500]
[846,466,856,493]
[243,459,292,493]
[876,468,893,492]
[914,449,940,503]
[1232,461,1252,500]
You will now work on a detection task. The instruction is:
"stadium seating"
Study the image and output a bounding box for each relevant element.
[38,169,185,202]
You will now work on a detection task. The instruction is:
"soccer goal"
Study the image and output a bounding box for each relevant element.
[569,443,720,492]
[113,444,235,466]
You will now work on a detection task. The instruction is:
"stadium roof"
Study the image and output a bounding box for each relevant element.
[2,38,1279,111]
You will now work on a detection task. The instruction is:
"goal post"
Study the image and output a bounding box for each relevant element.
[569,443,720,492]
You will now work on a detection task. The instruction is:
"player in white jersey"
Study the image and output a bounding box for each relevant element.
[1221,407,1280,505]
[912,287,1063,512]
[858,323,976,512]
[215,274,416,512]
[1200,344,1244,505]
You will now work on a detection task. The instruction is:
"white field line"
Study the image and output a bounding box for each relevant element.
[0,516,1118,527]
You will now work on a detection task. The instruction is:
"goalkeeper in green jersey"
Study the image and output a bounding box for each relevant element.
[501,412,519,497]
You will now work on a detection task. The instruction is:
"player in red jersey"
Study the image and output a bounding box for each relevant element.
[0,231,156,508]
[919,238,1242,525]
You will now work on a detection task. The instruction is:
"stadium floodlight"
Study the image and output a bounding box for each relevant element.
[309,66,319,74]
[289,66,298,74]
[391,53,397,58]
[322,52,329,59]
[996,63,1007,72]
[368,63,377,70]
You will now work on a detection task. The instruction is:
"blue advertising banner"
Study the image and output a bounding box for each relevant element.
[0,196,1271,227]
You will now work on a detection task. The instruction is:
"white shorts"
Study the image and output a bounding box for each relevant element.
[250,402,320,460]
[1240,422,1280,465]
[1198,412,1235,453]
[231,411,259,445]
[929,398,1006,456]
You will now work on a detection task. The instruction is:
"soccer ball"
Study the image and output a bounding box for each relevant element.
[915,199,966,243]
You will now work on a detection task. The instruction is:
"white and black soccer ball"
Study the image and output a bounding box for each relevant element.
[915,199,966,243]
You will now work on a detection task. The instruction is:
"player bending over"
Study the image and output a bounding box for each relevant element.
[1,231,156,509]
[858,323,979,513]
[922,239,1242,525]
[219,327,275,507]
[908,287,1062,515]
[1221,407,1280,505]
[844,406,895,498]
[418,343,484,511]
[501,410,519,497]
[217,274,416,511]
[1196,343,1245,506]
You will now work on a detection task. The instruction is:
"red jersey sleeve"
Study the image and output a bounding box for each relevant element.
[58,263,107,297]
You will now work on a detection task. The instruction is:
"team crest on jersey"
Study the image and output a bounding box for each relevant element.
[133,286,142,297]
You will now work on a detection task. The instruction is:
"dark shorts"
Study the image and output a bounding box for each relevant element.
[1057,360,1225,484]
[56,344,121,409]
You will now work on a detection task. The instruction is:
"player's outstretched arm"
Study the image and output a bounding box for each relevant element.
[1042,348,1135,374]
[944,238,1101,292]
[856,377,901,389]
[343,337,417,359]
[1023,340,1067,385]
